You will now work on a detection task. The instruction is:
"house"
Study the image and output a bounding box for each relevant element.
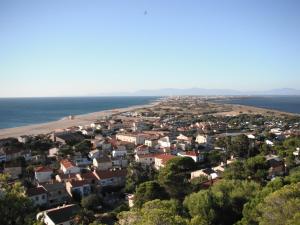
[48,147,59,158]
[76,171,98,185]
[1,146,22,161]
[111,157,128,168]
[42,183,70,207]
[4,161,22,180]
[265,155,285,179]
[144,137,159,147]
[191,168,218,180]
[154,154,176,170]
[112,149,127,158]
[89,149,100,159]
[35,166,53,183]
[52,132,85,145]
[135,153,157,167]
[18,135,29,143]
[195,134,209,145]
[60,159,80,174]
[74,157,92,167]
[55,173,78,183]
[265,140,274,146]
[177,134,192,143]
[134,145,150,155]
[93,155,113,171]
[37,204,80,225]
[157,136,171,148]
[66,180,91,198]
[177,151,203,162]
[93,169,127,188]
[26,186,48,207]
[0,148,6,162]
[116,133,145,145]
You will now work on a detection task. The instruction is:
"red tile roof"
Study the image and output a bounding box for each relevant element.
[154,154,176,164]
[35,166,53,173]
[94,169,127,180]
[60,159,76,169]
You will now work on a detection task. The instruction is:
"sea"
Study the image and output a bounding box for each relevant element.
[215,96,300,115]
[0,96,160,129]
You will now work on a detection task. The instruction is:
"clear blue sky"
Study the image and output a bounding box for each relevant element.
[0,0,299,97]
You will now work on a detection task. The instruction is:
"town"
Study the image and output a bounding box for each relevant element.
[0,96,299,225]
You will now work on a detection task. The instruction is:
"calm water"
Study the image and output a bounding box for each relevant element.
[218,96,300,114]
[0,97,159,129]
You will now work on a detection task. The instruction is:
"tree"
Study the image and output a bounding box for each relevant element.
[125,162,156,193]
[223,161,247,180]
[223,156,268,183]
[75,209,95,225]
[257,182,300,225]
[231,134,250,158]
[134,181,168,208]
[0,174,36,225]
[184,180,260,225]
[75,140,92,155]
[81,194,102,211]
[158,157,196,198]
[118,199,188,225]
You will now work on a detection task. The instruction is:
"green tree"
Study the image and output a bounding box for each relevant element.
[134,181,168,208]
[257,182,300,225]
[75,209,95,225]
[158,157,196,198]
[0,174,36,225]
[125,162,156,193]
[118,199,188,225]
[184,180,260,225]
[75,140,92,155]
[81,194,102,211]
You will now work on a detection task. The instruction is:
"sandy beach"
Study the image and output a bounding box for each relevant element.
[0,102,159,139]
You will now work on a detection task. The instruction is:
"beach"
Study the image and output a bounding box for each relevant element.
[0,98,298,140]
[0,102,158,139]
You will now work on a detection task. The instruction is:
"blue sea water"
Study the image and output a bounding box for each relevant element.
[0,96,159,129]
[218,96,300,114]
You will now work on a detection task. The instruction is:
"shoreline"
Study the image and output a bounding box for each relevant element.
[0,96,299,139]
[0,101,160,139]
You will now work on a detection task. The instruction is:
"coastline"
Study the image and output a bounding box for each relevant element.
[0,101,160,139]
[0,96,299,140]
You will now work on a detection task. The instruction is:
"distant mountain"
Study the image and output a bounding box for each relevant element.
[98,88,300,96]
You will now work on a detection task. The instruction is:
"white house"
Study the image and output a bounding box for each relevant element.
[27,186,48,207]
[37,204,80,225]
[135,153,156,166]
[35,166,53,183]
[93,155,113,171]
[177,151,203,162]
[66,180,91,198]
[60,159,80,174]
[112,149,127,158]
[116,133,145,145]
[157,136,171,148]
[195,134,209,145]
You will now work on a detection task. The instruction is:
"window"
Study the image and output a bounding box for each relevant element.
[35,196,39,201]
[42,195,45,199]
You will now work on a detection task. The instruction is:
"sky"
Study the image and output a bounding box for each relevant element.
[0,0,300,97]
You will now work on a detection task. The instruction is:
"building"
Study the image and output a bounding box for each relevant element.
[135,153,156,167]
[93,154,113,171]
[116,133,145,145]
[154,154,176,170]
[26,186,48,207]
[195,134,209,145]
[66,180,91,198]
[93,169,127,188]
[37,204,80,225]
[42,183,70,207]
[191,168,218,180]
[35,166,53,183]
[177,151,203,162]
[60,159,80,174]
